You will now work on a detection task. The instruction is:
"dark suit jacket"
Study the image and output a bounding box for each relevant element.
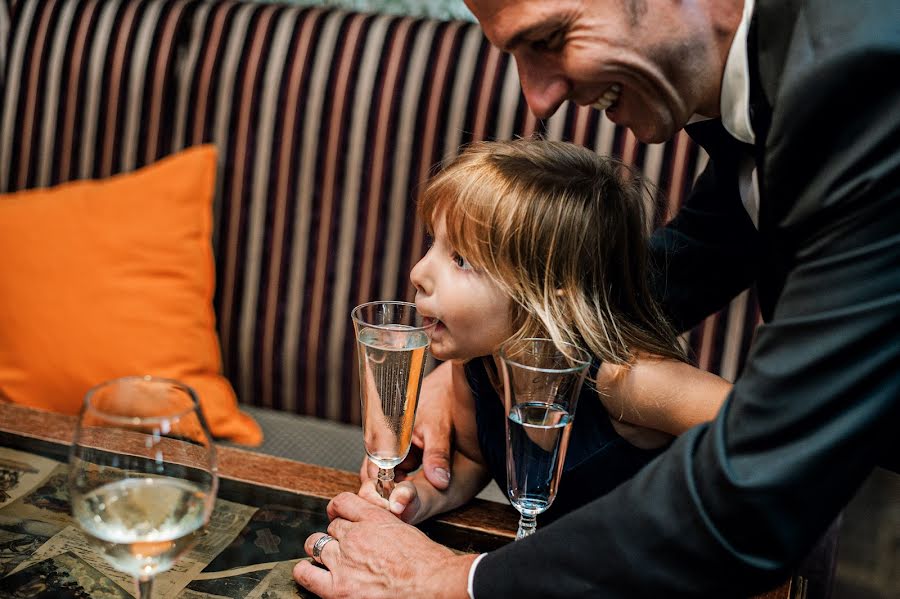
[475,1,900,596]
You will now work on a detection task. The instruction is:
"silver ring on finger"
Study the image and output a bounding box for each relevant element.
[312,534,336,561]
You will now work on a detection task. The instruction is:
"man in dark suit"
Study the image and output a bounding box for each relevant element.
[293,0,900,596]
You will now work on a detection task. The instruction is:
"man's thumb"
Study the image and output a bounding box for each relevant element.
[422,447,451,490]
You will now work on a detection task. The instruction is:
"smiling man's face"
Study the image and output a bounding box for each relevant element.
[466,0,737,143]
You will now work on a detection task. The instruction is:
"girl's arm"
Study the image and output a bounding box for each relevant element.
[359,360,491,524]
[596,356,732,448]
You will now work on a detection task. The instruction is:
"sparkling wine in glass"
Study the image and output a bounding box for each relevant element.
[68,376,218,598]
[499,338,590,539]
[351,301,436,500]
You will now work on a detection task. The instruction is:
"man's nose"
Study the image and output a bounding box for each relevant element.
[515,56,570,119]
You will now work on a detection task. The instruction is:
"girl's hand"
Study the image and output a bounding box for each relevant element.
[357,479,423,524]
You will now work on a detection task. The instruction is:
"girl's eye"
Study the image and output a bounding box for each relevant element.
[452,252,472,270]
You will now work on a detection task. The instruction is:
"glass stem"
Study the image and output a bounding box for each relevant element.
[376,467,395,500]
[516,514,537,540]
[137,577,153,599]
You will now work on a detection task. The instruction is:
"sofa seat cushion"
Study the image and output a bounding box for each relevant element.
[0,145,261,445]
[231,405,365,472]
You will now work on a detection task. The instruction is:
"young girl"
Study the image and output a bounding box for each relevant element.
[362,139,731,525]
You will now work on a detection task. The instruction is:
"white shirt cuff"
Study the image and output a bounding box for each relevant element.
[467,552,488,599]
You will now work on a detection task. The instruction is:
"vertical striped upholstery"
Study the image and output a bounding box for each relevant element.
[0,2,8,93]
[1,0,760,425]
[1,0,194,189]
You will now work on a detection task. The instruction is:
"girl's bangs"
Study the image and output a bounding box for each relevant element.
[421,170,499,270]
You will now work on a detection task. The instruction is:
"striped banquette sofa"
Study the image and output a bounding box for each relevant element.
[0,0,760,462]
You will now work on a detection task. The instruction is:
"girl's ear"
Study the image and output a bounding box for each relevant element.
[555,288,566,297]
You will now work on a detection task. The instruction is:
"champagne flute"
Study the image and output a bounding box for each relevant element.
[351,301,436,500]
[68,376,218,598]
[499,338,590,539]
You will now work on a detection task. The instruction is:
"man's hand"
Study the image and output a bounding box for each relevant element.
[293,492,475,599]
[360,360,455,490]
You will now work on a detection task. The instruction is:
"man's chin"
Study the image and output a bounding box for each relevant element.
[608,103,679,144]
[632,121,678,144]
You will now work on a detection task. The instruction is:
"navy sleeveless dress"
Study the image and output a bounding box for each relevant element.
[466,357,665,524]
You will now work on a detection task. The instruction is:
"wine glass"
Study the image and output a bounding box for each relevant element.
[499,338,591,539]
[68,376,218,598]
[351,301,436,500]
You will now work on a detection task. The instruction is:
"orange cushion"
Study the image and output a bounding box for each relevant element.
[0,146,261,445]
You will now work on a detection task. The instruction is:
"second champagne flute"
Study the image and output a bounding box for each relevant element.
[351,301,436,499]
[500,338,591,539]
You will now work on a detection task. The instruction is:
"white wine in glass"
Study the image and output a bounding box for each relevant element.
[68,376,218,598]
[352,301,435,499]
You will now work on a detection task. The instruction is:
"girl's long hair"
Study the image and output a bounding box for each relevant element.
[419,139,685,366]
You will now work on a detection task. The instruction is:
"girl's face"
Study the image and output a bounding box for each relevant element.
[410,215,513,361]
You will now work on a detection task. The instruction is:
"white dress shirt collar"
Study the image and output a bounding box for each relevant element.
[720,0,756,144]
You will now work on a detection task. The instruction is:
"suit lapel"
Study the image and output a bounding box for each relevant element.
[746,10,781,321]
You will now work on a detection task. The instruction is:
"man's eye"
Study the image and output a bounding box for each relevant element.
[531,30,564,52]
[452,252,472,270]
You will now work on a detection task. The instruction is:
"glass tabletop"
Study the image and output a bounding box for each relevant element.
[0,404,516,598]
[0,404,796,599]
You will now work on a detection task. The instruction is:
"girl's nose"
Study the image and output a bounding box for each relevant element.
[410,251,431,294]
